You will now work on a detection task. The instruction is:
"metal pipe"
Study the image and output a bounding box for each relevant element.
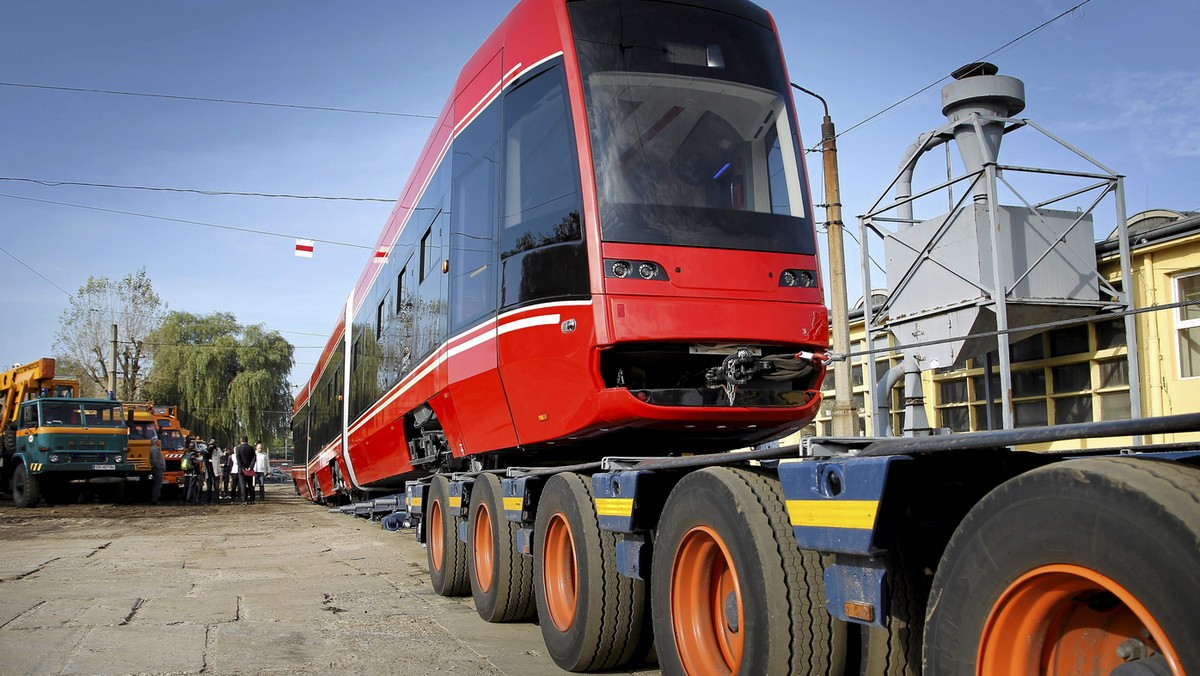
[1114,178,1144,434]
[875,363,905,436]
[896,132,940,228]
[1143,253,1164,437]
[902,352,931,436]
[984,162,1016,429]
[861,411,1200,456]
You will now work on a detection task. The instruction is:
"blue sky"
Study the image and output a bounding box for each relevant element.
[2,0,1197,392]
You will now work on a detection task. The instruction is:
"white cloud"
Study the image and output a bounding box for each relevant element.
[1070,70,1200,158]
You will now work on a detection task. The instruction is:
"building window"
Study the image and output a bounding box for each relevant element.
[1010,335,1044,362]
[1095,319,1128,350]
[1176,273,1200,378]
[932,317,1132,431]
[1049,324,1089,357]
[1053,395,1092,424]
[817,333,898,435]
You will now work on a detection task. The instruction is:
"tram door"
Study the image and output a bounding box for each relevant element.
[444,50,519,454]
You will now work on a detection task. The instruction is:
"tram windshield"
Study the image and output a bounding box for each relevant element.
[570,0,814,254]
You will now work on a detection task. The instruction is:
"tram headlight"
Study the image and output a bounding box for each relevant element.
[605,258,670,281]
[780,269,817,288]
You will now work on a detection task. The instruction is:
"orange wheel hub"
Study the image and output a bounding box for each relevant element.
[543,512,578,632]
[671,526,743,676]
[430,499,444,571]
[473,503,494,593]
[980,564,1183,675]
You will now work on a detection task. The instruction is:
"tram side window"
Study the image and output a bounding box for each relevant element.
[450,104,500,332]
[766,127,792,216]
[396,270,406,317]
[500,62,587,308]
[421,228,436,282]
[376,292,389,340]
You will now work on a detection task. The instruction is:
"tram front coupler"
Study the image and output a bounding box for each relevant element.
[705,346,826,405]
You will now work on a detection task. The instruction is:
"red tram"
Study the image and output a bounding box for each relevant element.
[294,0,827,503]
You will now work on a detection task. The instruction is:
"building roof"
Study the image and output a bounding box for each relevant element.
[1098,209,1200,255]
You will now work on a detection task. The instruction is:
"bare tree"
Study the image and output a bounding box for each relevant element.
[54,268,164,400]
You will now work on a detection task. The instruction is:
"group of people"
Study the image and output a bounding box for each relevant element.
[149,435,271,505]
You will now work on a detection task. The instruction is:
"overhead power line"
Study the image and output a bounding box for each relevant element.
[835,0,1094,140]
[0,237,350,342]
[0,177,393,203]
[0,192,373,250]
[0,244,74,299]
[0,81,437,119]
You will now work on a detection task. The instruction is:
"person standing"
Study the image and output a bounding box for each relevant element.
[182,440,198,504]
[207,439,222,504]
[229,447,240,501]
[221,442,234,499]
[254,443,270,502]
[149,435,165,505]
[235,436,256,505]
[186,444,205,505]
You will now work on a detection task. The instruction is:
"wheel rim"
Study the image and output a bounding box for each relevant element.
[542,512,578,632]
[980,564,1184,675]
[430,498,444,572]
[671,525,743,676]
[473,502,494,593]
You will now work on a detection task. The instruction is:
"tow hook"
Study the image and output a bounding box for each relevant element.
[706,347,764,406]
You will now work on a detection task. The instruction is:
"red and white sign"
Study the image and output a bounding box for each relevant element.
[295,238,314,258]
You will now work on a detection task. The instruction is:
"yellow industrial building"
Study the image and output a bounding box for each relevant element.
[808,209,1200,447]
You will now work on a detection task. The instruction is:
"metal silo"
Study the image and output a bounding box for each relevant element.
[858,63,1139,433]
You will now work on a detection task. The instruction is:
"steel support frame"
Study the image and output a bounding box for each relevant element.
[857,114,1141,433]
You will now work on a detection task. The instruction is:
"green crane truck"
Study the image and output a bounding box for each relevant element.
[1,358,134,507]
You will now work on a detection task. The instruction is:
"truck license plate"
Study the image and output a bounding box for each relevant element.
[92,464,116,470]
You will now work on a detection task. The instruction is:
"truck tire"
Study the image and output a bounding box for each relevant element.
[427,475,469,596]
[2,426,14,455]
[533,472,648,671]
[924,457,1200,674]
[651,467,847,676]
[12,462,42,508]
[855,544,924,675]
[468,473,535,622]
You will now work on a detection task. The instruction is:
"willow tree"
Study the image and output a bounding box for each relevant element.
[143,312,293,446]
[54,267,164,399]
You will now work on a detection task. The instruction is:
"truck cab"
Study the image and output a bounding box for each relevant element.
[152,405,189,490]
[4,397,133,507]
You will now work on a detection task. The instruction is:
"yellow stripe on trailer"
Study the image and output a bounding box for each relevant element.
[410,497,423,507]
[449,496,462,509]
[503,497,524,512]
[787,499,879,530]
[595,497,634,517]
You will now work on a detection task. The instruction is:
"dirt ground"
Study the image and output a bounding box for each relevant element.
[0,483,658,675]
